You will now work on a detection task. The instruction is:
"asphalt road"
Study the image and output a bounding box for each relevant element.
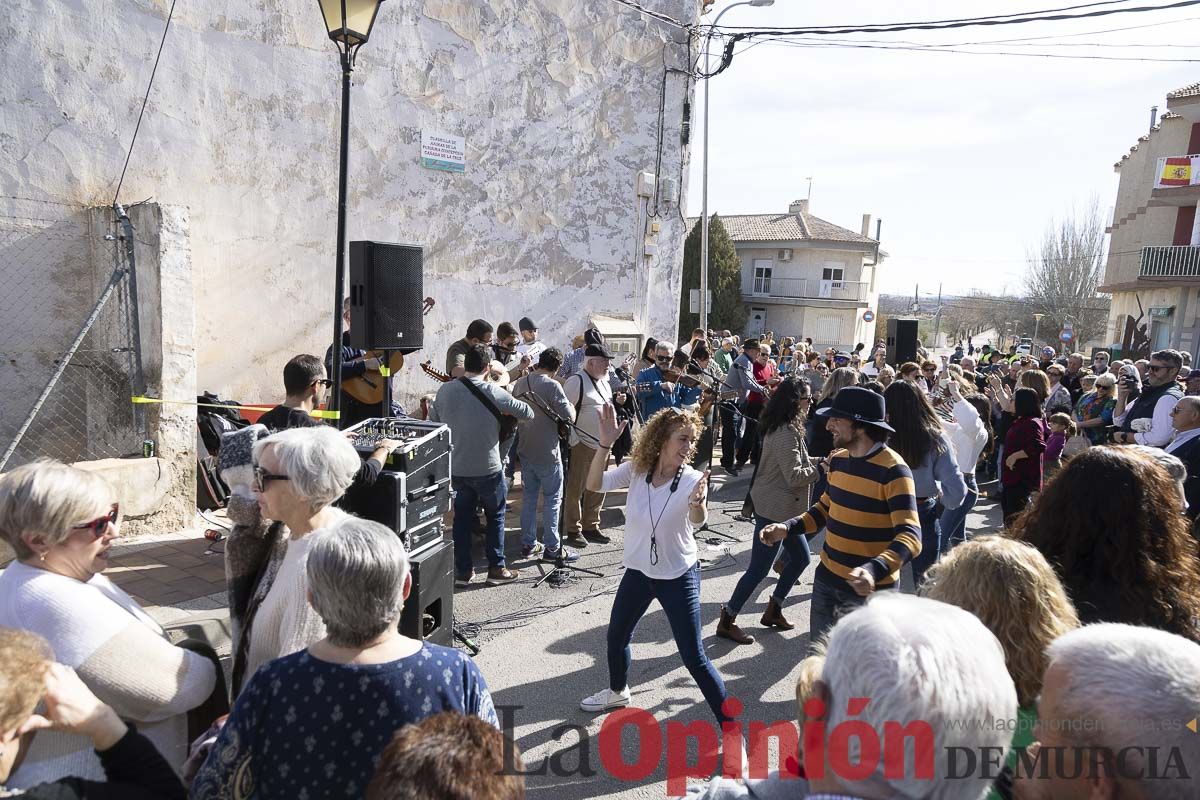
[454,469,1004,798]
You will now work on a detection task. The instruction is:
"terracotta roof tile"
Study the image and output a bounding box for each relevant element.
[686,211,876,244]
[1168,82,1200,100]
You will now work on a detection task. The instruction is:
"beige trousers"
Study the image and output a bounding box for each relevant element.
[563,442,605,533]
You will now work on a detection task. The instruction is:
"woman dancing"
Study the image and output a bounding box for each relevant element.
[578,405,728,723]
[715,377,822,644]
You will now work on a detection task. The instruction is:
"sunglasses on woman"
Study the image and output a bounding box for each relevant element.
[72,503,120,537]
[252,465,291,492]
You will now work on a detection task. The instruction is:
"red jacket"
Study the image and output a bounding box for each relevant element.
[1002,416,1046,489]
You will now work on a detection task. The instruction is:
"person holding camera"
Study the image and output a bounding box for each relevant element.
[1111,350,1183,447]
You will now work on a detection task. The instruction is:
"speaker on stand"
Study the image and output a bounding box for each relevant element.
[348,241,425,419]
[886,318,920,365]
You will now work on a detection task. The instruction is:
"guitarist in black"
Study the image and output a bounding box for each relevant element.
[325,298,383,429]
[429,344,534,587]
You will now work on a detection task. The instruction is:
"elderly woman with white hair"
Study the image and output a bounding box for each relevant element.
[689,594,1018,800]
[0,460,217,787]
[227,425,362,694]
[192,517,496,800]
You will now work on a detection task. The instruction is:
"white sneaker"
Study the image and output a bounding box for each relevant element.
[580,686,631,713]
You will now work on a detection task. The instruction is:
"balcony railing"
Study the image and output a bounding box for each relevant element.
[743,276,868,302]
[1140,245,1200,279]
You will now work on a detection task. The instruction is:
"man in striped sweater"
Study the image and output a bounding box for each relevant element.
[761,387,921,650]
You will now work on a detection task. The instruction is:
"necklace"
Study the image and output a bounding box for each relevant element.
[645,464,684,566]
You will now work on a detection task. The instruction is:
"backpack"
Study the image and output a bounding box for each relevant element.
[196,392,248,457]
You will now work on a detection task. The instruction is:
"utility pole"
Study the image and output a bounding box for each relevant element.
[932,283,943,349]
[700,0,774,334]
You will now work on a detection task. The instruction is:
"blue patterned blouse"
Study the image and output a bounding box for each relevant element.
[192,644,497,799]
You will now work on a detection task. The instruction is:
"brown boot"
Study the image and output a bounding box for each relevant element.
[760,597,795,630]
[717,607,755,645]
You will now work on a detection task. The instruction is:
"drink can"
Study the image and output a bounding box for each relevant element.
[142,439,155,458]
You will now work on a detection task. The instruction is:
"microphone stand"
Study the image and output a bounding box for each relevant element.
[513,386,604,584]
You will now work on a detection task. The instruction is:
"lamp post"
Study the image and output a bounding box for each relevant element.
[317,0,384,427]
[699,0,773,333]
[1032,313,1044,346]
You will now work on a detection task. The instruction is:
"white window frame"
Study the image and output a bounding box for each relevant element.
[752,259,773,295]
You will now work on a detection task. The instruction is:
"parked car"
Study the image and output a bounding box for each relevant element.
[1015,337,1033,356]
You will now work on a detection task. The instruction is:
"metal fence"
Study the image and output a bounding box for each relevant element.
[0,198,145,471]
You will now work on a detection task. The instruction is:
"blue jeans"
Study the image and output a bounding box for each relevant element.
[451,472,507,575]
[607,563,729,723]
[909,498,941,588]
[940,473,978,549]
[809,569,870,651]
[726,514,812,615]
[519,460,563,552]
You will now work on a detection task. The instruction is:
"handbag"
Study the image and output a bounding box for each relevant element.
[1062,434,1091,459]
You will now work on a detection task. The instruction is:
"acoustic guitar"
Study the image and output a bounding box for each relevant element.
[339,297,435,405]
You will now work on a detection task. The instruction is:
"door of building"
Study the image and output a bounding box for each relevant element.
[748,308,766,337]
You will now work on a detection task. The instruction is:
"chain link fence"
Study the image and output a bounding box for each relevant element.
[0,197,146,471]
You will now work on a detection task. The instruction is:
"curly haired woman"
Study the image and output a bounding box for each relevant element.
[578,405,729,724]
[922,536,1079,800]
[1011,446,1200,641]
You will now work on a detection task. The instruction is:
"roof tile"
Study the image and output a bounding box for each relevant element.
[1168,82,1200,100]
[686,211,876,244]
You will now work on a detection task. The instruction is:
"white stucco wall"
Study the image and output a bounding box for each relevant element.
[2,0,696,408]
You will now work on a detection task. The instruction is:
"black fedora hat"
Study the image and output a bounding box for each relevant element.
[815,386,894,433]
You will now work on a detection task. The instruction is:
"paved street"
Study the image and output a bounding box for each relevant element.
[105,465,1001,798]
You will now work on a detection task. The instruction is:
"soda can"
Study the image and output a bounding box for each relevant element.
[142,439,155,458]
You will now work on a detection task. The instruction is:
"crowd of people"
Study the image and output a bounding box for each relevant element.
[0,316,1198,799]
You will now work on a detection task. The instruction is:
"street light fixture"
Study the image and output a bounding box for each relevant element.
[1032,312,1044,345]
[699,0,773,332]
[317,0,384,427]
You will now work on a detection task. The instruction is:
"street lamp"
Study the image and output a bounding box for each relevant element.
[699,0,773,333]
[317,0,384,427]
[1032,313,1044,345]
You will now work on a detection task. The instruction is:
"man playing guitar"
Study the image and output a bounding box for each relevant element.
[327,296,435,428]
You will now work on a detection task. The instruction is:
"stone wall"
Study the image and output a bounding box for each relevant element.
[1,0,697,412]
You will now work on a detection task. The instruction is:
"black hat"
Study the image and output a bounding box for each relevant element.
[584,327,604,346]
[584,342,614,359]
[815,386,894,432]
[519,317,537,332]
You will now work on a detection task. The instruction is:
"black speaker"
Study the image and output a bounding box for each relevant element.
[400,539,453,647]
[348,240,424,352]
[887,318,920,365]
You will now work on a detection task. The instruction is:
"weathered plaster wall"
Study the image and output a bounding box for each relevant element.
[1,0,696,409]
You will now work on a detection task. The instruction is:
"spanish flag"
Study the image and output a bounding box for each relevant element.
[1159,157,1195,187]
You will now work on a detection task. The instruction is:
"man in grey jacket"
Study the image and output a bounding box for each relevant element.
[720,339,768,476]
[511,348,579,563]
[430,343,534,586]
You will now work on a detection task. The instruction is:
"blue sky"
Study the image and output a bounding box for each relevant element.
[685,0,1200,295]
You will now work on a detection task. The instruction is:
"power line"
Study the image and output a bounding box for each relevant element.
[601,0,693,30]
[112,0,178,206]
[751,38,1200,62]
[710,0,1175,32]
[698,0,1200,77]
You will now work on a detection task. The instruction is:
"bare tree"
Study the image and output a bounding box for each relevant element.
[1024,200,1110,349]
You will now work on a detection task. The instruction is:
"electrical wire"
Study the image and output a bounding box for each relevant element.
[748,38,1200,61]
[709,0,1180,32]
[601,0,693,30]
[111,0,178,206]
[697,0,1200,77]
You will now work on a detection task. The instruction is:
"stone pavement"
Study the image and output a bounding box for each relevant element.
[105,463,1002,798]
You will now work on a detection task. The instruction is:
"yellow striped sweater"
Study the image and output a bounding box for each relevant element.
[786,445,921,587]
